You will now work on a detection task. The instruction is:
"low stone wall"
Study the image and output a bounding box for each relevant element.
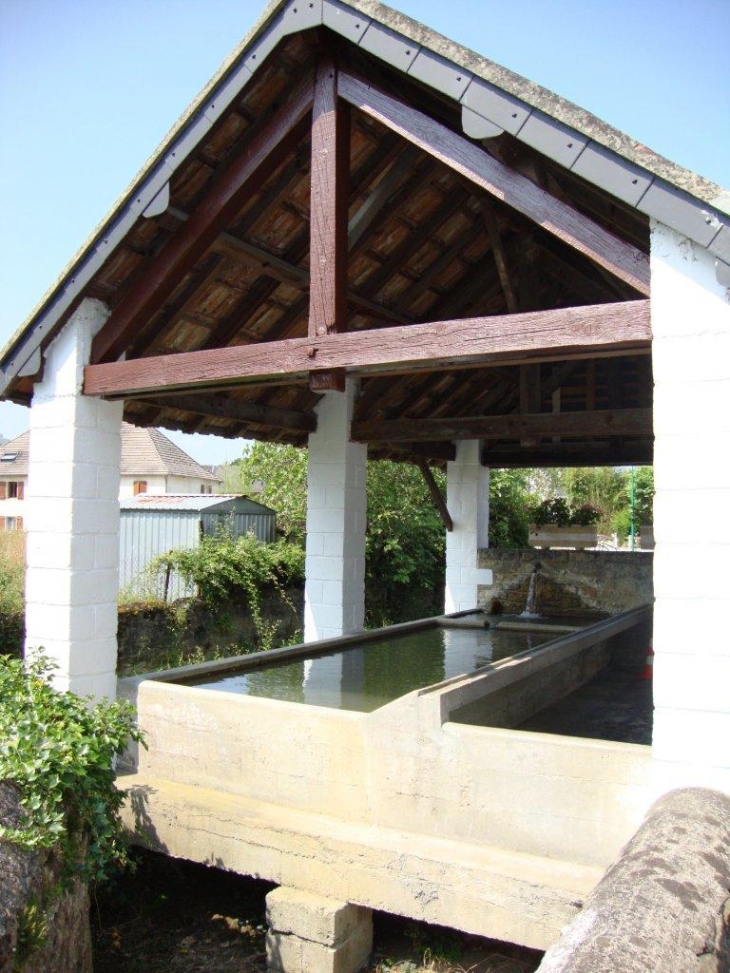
[117,586,303,671]
[477,549,653,616]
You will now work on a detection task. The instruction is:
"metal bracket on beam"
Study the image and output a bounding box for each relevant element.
[142,182,170,219]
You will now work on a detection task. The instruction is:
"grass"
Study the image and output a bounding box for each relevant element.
[0,529,25,612]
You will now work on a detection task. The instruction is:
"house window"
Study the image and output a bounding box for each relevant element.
[0,481,24,499]
[133,480,148,495]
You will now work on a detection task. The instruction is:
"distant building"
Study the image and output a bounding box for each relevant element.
[0,424,222,528]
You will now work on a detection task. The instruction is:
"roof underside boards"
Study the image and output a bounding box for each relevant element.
[4,0,724,467]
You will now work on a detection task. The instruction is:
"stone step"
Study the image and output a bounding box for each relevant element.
[119,772,604,952]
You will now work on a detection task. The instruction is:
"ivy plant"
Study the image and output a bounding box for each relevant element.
[0,654,143,885]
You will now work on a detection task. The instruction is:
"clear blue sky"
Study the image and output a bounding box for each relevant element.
[1,0,728,463]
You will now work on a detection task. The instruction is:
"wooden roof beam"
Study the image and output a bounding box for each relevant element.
[84,300,650,399]
[338,72,650,296]
[352,407,653,444]
[134,393,316,433]
[481,440,653,468]
[91,76,315,364]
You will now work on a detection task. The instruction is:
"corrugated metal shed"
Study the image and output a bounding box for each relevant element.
[119,494,276,600]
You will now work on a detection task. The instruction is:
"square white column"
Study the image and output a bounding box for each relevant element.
[304,379,367,642]
[25,299,123,701]
[444,440,492,614]
[650,220,730,782]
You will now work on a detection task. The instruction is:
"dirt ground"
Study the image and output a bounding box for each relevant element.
[91,850,543,973]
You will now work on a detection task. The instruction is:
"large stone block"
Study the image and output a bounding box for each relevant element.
[266,887,372,973]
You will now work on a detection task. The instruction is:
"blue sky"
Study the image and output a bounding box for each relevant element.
[1,0,728,463]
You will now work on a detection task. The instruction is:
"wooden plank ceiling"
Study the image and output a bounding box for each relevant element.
[23,29,653,467]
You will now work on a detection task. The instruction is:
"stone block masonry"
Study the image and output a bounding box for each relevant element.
[304,379,367,641]
[650,220,730,781]
[24,298,123,702]
[266,887,373,973]
[477,549,653,616]
[445,440,492,613]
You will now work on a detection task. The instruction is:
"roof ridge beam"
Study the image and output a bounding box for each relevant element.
[338,71,650,296]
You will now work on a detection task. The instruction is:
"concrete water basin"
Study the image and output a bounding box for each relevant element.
[118,606,654,956]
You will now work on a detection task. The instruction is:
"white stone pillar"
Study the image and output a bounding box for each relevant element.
[304,379,367,642]
[444,440,492,613]
[650,221,730,785]
[25,299,123,702]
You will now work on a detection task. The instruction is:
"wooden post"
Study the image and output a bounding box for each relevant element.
[309,59,349,392]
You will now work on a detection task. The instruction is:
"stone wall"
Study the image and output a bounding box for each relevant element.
[476,549,653,616]
[0,782,92,973]
[117,586,303,672]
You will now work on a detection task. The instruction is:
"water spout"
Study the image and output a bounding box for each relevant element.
[520,564,542,619]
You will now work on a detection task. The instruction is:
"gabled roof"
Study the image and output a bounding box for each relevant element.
[0,426,221,482]
[0,433,30,476]
[1,0,723,468]
[120,425,221,481]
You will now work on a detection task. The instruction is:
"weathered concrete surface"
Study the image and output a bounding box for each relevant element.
[0,782,92,973]
[121,773,602,952]
[477,549,653,616]
[536,788,730,973]
[266,887,373,973]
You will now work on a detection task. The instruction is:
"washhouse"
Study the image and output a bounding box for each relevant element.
[2,1,729,969]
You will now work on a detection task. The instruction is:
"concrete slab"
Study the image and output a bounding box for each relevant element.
[120,773,603,952]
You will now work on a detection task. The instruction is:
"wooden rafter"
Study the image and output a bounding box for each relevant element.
[338,71,650,296]
[134,393,316,432]
[352,408,653,444]
[84,300,650,398]
[90,77,315,364]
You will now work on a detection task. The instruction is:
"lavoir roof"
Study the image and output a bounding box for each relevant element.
[2,0,728,467]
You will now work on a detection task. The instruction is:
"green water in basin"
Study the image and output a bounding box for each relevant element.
[184,625,555,712]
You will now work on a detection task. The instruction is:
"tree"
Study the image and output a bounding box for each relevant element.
[232,443,446,625]
[488,469,531,548]
[234,442,308,543]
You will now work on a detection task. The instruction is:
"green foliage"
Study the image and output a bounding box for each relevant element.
[532,496,572,527]
[0,654,143,885]
[234,444,447,625]
[365,460,445,626]
[531,496,602,527]
[633,466,654,525]
[488,469,530,549]
[0,532,25,658]
[235,442,308,544]
[153,533,304,651]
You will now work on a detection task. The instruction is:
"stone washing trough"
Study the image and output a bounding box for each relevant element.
[118,605,654,954]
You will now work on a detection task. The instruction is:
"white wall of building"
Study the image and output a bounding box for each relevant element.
[650,220,730,790]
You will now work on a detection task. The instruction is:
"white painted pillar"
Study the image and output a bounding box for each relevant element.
[444,440,492,614]
[25,299,123,702]
[304,379,367,642]
[650,221,730,787]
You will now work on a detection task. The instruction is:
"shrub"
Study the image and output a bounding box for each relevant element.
[0,654,143,885]
[152,533,305,651]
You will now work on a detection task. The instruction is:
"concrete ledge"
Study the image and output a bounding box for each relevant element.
[120,773,603,951]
